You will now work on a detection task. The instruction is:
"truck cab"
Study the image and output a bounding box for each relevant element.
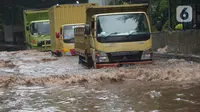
[75,4,153,69]
[54,23,85,56]
[26,20,51,50]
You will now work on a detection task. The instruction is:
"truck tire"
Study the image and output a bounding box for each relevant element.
[79,56,83,64]
[87,56,94,68]
[56,52,62,57]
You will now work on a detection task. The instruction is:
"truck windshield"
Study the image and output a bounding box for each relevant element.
[96,13,150,43]
[63,25,84,43]
[30,21,50,36]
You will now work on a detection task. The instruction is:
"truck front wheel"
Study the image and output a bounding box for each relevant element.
[79,56,84,64]
[87,56,94,68]
[56,52,62,57]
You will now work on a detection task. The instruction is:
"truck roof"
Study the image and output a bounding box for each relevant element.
[62,23,85,27]
[24,8,49,13]
[95,11,146,16]
[49,3,96,10]
[86,4,148,12]
[86,4,149,23]
[30,20,49,23]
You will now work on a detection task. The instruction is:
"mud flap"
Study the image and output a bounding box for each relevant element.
[84,56,93,69]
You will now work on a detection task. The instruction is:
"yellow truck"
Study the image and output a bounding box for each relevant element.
[48,3,97,57]
[74,4,153,69]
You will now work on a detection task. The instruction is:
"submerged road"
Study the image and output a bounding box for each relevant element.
[0,50,199,84]
[0,50,200,111]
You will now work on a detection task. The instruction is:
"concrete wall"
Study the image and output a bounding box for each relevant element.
[152,30,200,55]
[2,25,25,44]
[3,25,13,43]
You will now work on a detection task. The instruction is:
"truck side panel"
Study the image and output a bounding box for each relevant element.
[23,12,29,44]
[24,10,48,23]
[49,8,57,51]
[74,27,90,56]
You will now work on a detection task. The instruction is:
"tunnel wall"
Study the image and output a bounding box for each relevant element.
[152,30,200,55]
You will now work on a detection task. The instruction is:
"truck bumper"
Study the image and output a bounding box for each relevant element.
[63,49,76,56]
[39,46,51,51]
[95,60,153,69]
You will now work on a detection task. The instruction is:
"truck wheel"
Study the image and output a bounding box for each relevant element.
[56,52,62,57]
[79,56,83,64]
[51,51,55,56]
[87,56,94,68]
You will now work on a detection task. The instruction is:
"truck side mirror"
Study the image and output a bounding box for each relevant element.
[85,24,90,35]
[26,26,29,31]
[56,32,60,39]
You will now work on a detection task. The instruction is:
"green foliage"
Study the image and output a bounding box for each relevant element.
[170,0,182,29]
[108,0,170,31]
[151,0,182,31]
[151,0,169,31]
[106,0,183,31]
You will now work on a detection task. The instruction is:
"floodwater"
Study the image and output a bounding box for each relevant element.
[1,82,200,112]
[0,50,200,112]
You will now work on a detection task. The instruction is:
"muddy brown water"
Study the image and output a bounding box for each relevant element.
[0,82,200,112]
[0,50,200,111]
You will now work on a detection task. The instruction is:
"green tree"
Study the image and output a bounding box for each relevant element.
[107,0,182,31]
[151,0,182,31]
[150,0,169,31]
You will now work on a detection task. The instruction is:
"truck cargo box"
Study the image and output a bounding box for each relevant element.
[48,3,97,52]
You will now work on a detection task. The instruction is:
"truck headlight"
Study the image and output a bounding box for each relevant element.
[141,49,153,60]
[95,51,109,63]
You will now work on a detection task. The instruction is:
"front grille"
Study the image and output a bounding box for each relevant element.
[38,40,51,47]
[107,51,142,62]
[45,40,51,45]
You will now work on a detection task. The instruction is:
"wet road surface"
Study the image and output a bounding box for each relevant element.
[0,50,200,112]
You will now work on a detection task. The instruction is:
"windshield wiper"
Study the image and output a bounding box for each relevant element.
[64,38,74,43]
[65,38,74,40]
[103,32,121,39]
[124,32,149,39]
[124,32,137,39]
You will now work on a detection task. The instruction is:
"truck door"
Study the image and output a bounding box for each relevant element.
[90,18,95,48]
